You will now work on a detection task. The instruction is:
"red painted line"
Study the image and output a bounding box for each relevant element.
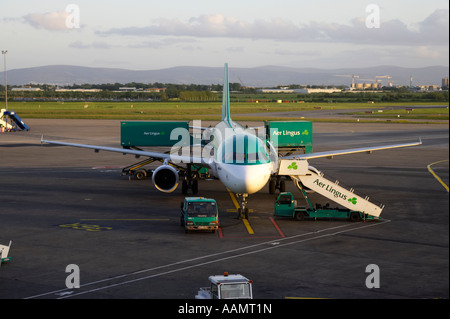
[269,217,286,238]
[217,218,224,239]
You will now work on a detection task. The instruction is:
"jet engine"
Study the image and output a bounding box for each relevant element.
[152,165,179,193]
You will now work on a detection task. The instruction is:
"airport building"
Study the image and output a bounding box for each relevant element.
[11,87,41,92]
[258,88,342,94]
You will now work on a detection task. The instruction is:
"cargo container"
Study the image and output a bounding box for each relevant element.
[121,121,189,147]
[264,121,313,154]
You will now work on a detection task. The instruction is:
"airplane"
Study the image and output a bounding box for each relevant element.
[42,63,422,219]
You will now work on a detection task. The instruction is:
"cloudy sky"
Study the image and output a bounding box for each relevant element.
[1,0,448,71]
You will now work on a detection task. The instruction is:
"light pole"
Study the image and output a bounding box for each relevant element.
[2,50,7,110]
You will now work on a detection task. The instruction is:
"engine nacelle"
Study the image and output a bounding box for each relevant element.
[152,165,179,193]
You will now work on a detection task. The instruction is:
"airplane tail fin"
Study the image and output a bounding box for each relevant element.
[221,63,231,122]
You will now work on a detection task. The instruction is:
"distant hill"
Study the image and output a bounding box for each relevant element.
[2,64,448,87]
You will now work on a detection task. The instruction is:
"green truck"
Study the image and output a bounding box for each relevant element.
[180,197,219,233]
[274,192,380,222]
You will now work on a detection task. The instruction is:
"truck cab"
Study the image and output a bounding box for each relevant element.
[180,197,219,233]
[274,192,308,220]
[195,273,253,299]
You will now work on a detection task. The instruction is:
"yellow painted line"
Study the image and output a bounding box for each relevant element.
[242,218,255,235]
[226,209,254,213]
[227,188,240,209]
[227,188,255,235]
[427,160,449,192]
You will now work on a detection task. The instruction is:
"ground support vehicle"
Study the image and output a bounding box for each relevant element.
[0,241,12,267]
[1,109,29,132]
[195,273,253,299]
[274,192,380,222]
[265,121,313,194]
[180,197,219,233]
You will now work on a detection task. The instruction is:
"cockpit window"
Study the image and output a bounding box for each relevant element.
[219,135,270,165]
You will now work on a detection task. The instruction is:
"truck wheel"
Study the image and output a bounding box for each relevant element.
[269,179,276,194]
[294,211,305,221]
[350,212,361,222]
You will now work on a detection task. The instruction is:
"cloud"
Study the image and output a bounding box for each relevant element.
[23,11,70,31]
[69,41,112,49]
[98,10,449,46]
[128,38,196,49]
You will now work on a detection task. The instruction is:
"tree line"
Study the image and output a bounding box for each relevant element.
[1,83,447,102]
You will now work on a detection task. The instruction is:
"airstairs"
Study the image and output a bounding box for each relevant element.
[279,159,384,217]
[1,109,30,132]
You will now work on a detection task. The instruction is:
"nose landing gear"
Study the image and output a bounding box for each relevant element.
[235,193,249,219]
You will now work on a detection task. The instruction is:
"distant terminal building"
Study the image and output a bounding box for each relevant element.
[258,88,342,94]
[293,88,342,94]
[258,88,294,93]
[145,88,166,93]
[119,87,137,92]
[11,87,41,92]
[55,88,102,92]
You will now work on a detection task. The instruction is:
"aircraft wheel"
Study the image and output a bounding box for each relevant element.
[269,179,276,194]
[182,180,188,194]
[279,180,286,192]
[134,170,147,180]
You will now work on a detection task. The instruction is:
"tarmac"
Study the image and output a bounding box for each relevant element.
[0,118,448,300]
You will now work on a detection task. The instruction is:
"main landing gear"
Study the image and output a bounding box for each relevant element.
[268,176,286,194]
[182,164,199,195]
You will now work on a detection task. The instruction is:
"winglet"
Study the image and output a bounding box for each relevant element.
[221,63,231,123]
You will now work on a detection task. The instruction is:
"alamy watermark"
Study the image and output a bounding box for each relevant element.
[366,4,381,29]
[365,264,380,289]
[65,264,80,289]
[65,4,80,29]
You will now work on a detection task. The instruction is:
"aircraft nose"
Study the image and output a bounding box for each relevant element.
[223,164,271,194]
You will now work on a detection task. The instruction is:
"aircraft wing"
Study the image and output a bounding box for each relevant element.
[280,139,422,160]
[41,138,210,166]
